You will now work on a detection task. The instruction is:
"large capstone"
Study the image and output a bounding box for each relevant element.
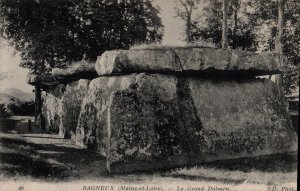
[27,61,96,90]
[95,47,282,76]
[76,73,297,173]
[27,74,59,89]
[52,60,97,79]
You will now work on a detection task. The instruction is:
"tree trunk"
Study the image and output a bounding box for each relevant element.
[275,0,286,88]
[222,0,228,49]
[232,7,238,49]
[117,0,127,47]
[275,0,284,55]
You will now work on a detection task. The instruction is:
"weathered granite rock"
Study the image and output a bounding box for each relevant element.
[52,60,97,79]
[76,73,297,173]
[42,84,65,135]
[61,80,90,140]
[42,80,90,138]
[95,47,282,76]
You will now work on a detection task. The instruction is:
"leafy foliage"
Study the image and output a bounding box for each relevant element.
[0,0,163,74]
[190,0,256,50]
[190,0,299,94]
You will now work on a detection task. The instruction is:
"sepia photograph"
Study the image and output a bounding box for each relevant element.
[0,0,298,190]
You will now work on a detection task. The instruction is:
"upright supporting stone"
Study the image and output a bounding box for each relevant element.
[61,80,90,140]
[76,73,297,173]
[41,80,90,139]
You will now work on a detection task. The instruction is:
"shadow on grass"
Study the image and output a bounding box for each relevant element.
[167,174,244,184]
[162,152,297,185]
[0,136,107,181]
[0,152,68,180]
[0,116,44,135]
[0,118,17,133]
[198,152,298,173]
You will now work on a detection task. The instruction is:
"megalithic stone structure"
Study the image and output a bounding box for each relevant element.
[27,61,95,138]
[27,47,297,173]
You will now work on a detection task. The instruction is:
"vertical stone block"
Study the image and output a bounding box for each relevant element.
[42,84,65,135]
[61,80,90,140]
[76,73,297,173]
[188,78,297,162]
[42,80,90,139]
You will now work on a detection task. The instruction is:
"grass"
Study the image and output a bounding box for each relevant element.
[0,134,70,181]
[168,163,297,185]
[0,116,298,191]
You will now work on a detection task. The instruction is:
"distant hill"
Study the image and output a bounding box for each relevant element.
[0,88,34,117]
[3,88,34,102]
[0,92,20,104]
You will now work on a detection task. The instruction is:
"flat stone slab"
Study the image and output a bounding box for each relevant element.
[52,60,97,78]
[27,74,59,88]
[76,73,297,173]
[96,47,282,76]
[27,61,97,88]
[27,74,53,84]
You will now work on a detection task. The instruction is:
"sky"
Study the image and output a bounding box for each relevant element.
[0,0,190,93]
[0,42,33,92]
[153,0,186,45]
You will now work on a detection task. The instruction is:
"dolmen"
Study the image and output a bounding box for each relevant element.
[27,46,298,173]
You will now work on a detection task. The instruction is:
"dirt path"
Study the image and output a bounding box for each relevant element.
[0,116,109,181]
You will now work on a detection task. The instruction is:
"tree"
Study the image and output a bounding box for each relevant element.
[0,0,163,120]
[248,0,299,95]
[175,0,201,43]
[190,0,256,50]
[221,0,228,48]
[0,0,163,75]
[275,0,286,56]
[190,0,299,95]
[275,0,286,87]
[281,1,299,95]
[230,0,241,49]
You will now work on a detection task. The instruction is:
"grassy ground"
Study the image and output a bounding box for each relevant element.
[0,116,297,191]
